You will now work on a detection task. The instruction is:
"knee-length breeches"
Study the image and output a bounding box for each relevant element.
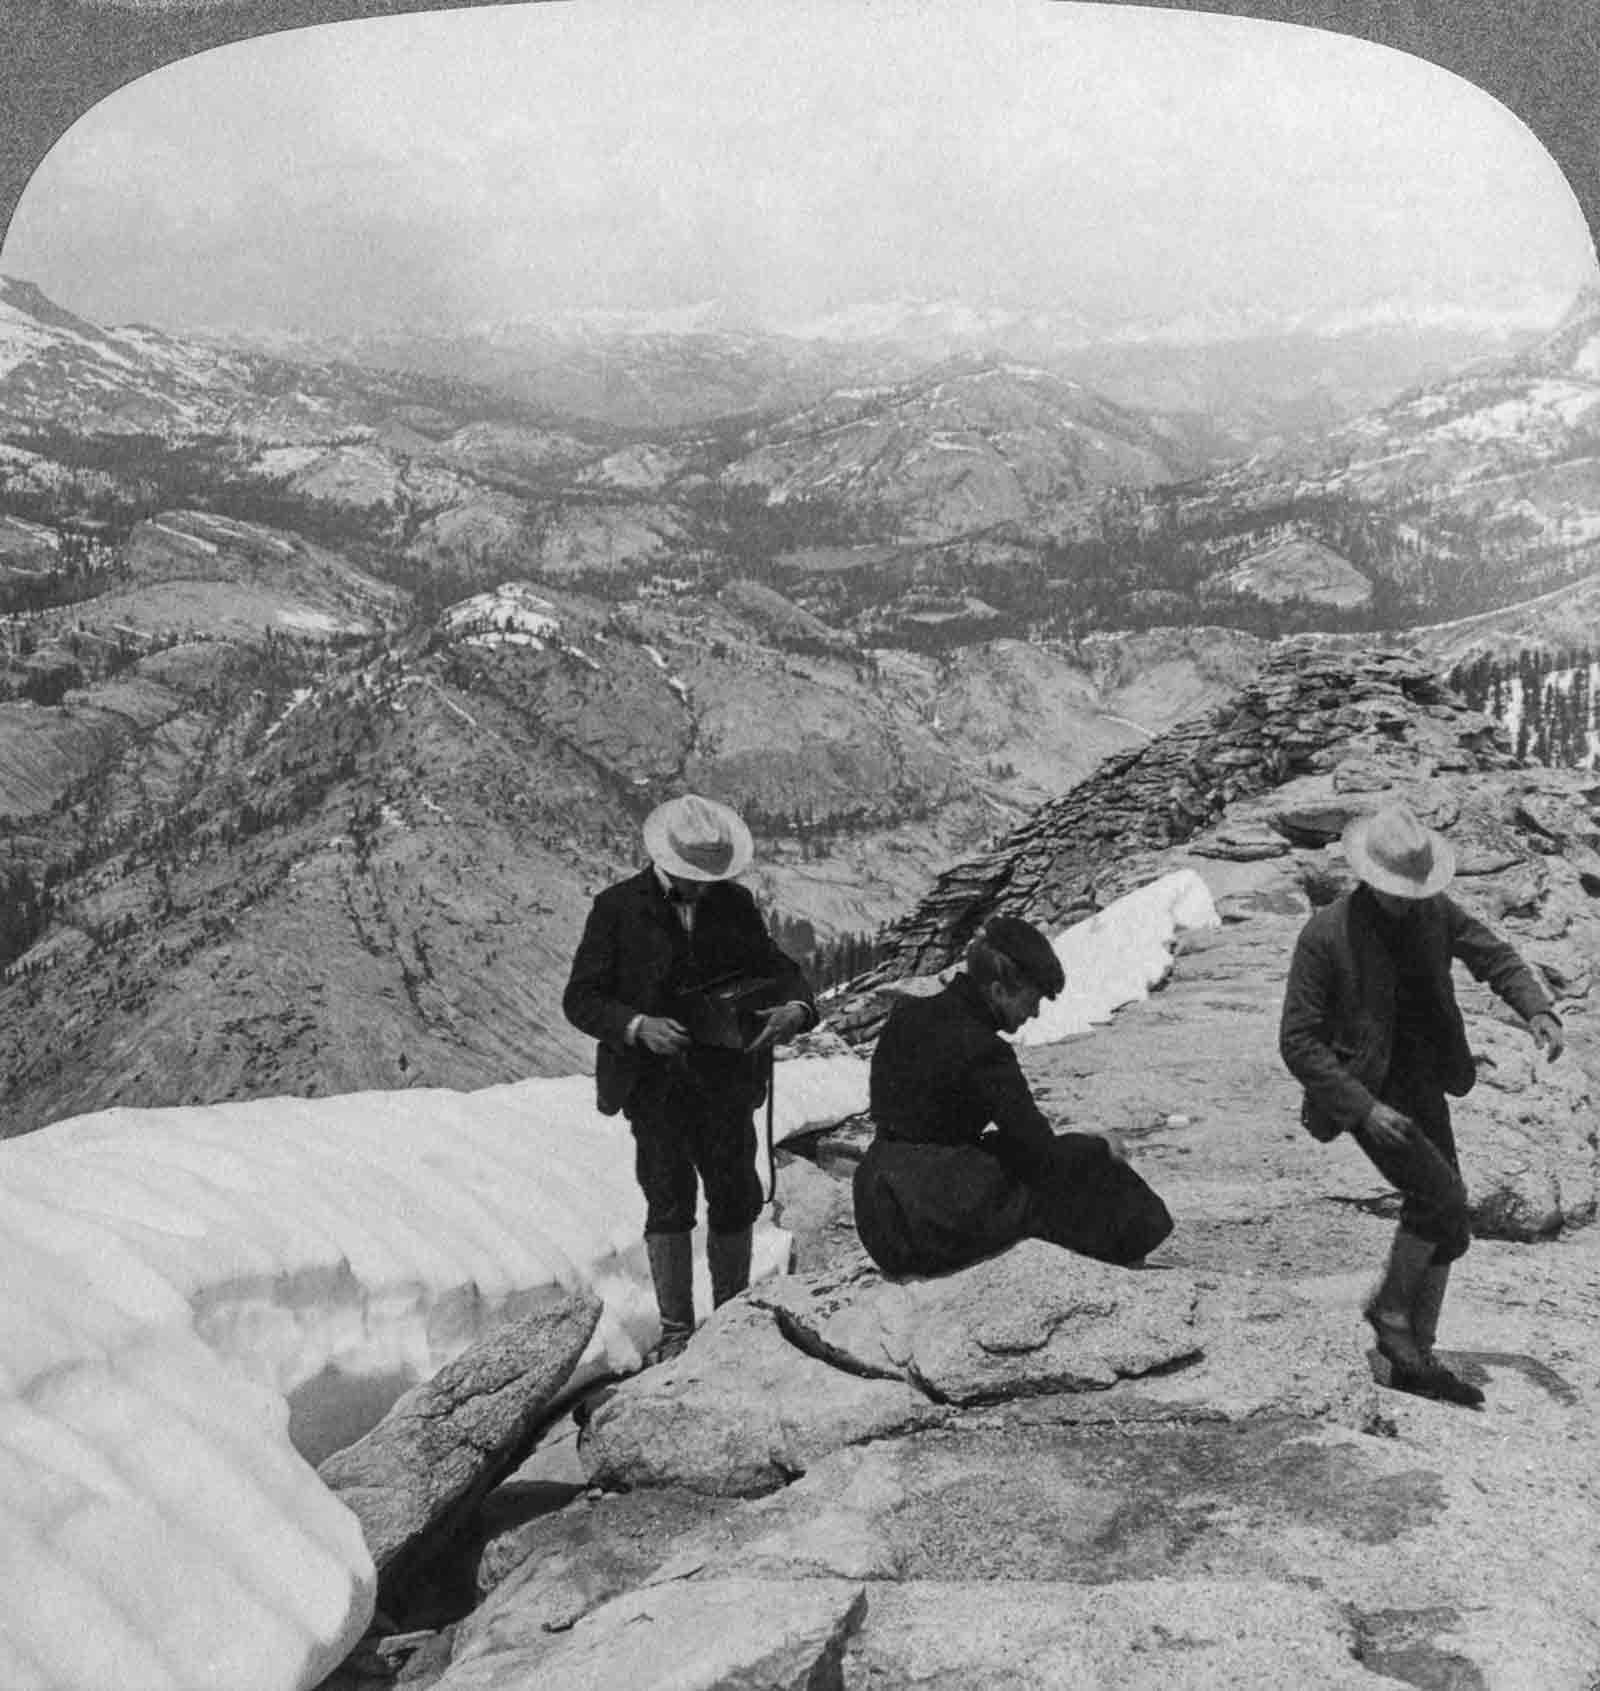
[627,1069,764,1235]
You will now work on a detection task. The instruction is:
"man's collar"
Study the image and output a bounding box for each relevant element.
[652,863,711,905]
[953,970,1001,1028]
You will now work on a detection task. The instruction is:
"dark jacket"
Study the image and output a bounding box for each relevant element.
[1279,888,1554,1141]
[869,973,1059,1183]
[853,973,1114,1276]
[563,867,816,1117]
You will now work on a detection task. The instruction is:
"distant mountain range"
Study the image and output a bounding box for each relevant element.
[210,287,1571,449]
[5,268,1599,640]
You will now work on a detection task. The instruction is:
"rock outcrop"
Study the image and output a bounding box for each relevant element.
[330,641,1600,1691]
[837,644,1516,1025]
[318,1290,601,1586]
[577,1298,945,1499]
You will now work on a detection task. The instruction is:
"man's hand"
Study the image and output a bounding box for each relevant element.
[1361,1100,1415,1151]
[636,1015,691,1056]
[1530,1012,1565,1063]
[749,1002,808,1052]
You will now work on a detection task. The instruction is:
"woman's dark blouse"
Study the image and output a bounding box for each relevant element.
[869,973,1058,1183]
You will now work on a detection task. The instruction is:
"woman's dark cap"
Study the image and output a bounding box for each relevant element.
[982,914,1065,999]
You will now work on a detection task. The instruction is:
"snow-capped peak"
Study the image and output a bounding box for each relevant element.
[1107,288,1581,349]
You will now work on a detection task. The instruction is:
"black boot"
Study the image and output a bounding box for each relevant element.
[1410,1264,1485,1408]
[644,1231,695,1364]
[707,1225,753,1308]
[1362,1227,1435,1376]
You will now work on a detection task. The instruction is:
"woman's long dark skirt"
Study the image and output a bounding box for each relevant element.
[852,1133,1172,1279]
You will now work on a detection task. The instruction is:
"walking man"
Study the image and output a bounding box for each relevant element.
[564,794,816,1362]
[1279,803,1564,1406]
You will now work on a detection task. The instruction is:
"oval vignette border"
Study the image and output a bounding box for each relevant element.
[0,0,1596,263]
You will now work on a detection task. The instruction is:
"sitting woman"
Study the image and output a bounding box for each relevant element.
[852,914,1173,1278]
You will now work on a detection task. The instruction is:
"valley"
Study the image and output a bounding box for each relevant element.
[1,273,1597,1133]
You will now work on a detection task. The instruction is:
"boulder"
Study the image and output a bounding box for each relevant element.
[1261,772,1460,847]
[1188,822,1290,861]
[748,1243,1202,1404]
[473,1482,728,1616]
[1450,802,1532,876]
[581,1240,1380,1514]
[1464,1016,1598,1239]
[839,1579,1380,1689]
[636,1413,1452,1594]
[453,1371,1600,1686]
[318,1287,601,1580]
[770,1152,872,1276]
[578,1300,945,1497]
[435,1576,866,1691]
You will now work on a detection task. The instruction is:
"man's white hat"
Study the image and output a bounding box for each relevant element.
[643,793,754,882]
[1342,803,1456,899]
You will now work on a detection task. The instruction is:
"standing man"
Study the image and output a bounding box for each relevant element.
[564,794,816,1363]
[1280,803,1564,1407]
[853,913,1174,1277]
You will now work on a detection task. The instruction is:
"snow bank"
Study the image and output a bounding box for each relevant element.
[0,1060,859,1690]
[1014,868,1220,1047]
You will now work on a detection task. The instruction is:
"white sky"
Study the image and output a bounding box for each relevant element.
[3,0,1594,335]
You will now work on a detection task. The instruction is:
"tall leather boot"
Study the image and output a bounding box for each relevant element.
[1361,1226,1436,1377]
[644,1231,695,1364]
[1410,1262,1485,1408]
[707,1225,753,1308]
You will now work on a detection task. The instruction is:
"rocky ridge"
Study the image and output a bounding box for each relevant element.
[720,359,1200,545]
[838,644,1516,1015]
[324,641,1600,1691]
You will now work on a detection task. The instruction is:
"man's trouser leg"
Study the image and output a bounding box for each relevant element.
[691,1090,764,1307]
[1411,1262,1449,1359]
[707,1226,753,1307]
[631,1095,701,1363]
[1361,1226,1438,1373]
[644,1231,695,1361]
[1351,1082,1479,1402]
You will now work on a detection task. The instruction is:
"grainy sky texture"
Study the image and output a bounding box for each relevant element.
[3,0,1594,335]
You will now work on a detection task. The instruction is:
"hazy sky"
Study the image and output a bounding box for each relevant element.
[3,0,1595,336]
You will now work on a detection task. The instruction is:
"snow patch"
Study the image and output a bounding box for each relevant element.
[276,610,344,634]
[263,687,313,741]
[1015,870,1221,1047]
[0,1055,867,1689]
[147,520,221,556]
